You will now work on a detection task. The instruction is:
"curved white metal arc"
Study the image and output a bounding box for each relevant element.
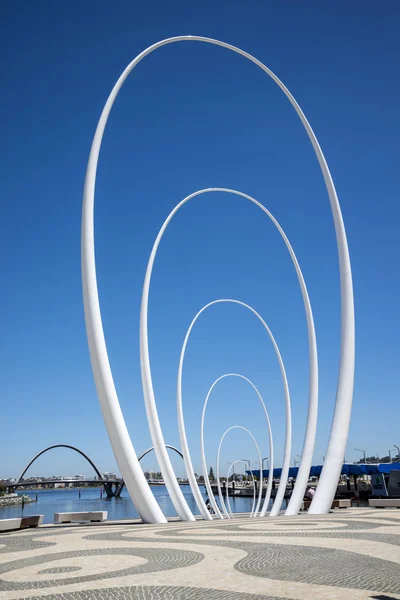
[181,300,290,518]
[245,463,257,517]
[226,460,257,518]
[216,427,262,518]
[197,373,273,518]
[82,35,354,520]
[143,187,315,518]
[138,444,184,462]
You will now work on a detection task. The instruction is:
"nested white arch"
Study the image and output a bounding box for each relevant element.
[82,36,354,523]
[225,460,257,518]
[195,373,274,519]
[144,188,315,519]
[216,426,263,518]
[177,301,290,519]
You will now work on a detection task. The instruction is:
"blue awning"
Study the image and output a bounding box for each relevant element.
[248,462,400,479]
[377,462,400,473]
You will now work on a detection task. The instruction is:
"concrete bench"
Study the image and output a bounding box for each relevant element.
[0,518,22,532]
[301,498,351,510]
[0,515,44,533]
[54,511,107,523]
[332,499,351,508]
[20,515,43,528]
[369,499,400,508]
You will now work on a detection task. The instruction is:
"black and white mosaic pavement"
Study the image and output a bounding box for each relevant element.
[0,547,204,590]
[0,508,399,599]
[38,567,82,575]
[235,544,400,593]
[21,586,289,599]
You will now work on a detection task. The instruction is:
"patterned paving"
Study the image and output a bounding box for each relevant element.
[23,587,287,599]
[0,508,399,599]
[235,544,400,593]
[0,548,203,590]
[38,567,82,575]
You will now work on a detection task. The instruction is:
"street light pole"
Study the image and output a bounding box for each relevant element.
[240,459,251,481]
[226,461,235,481]
[394,445,400,461]
[355,448,366,463]
[261,457,268,486]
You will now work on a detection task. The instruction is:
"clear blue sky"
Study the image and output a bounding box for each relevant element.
[1,1,399,479]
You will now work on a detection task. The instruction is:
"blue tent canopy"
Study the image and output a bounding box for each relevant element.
[377,462,400,473]
[247,462,400,479]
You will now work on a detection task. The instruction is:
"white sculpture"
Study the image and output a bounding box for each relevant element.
[216,426,263,518]
[197,373,274,518]
[176,300,290,517]
[225,460,257,518]
[81,36,354,522]
[143,187,316,518]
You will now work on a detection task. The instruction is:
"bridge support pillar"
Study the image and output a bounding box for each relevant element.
[103,482,116,498]
[114,481,125,497]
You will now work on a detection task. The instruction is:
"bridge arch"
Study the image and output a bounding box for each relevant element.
[138,445,184,462]
[17,444,104,483]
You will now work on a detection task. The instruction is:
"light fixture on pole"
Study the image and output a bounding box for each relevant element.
[355,448,366,463]
[226,461,236,481]
[240,459,251,481]
[394,445,400,461]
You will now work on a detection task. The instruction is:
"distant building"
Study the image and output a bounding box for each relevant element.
[103,472,117,480]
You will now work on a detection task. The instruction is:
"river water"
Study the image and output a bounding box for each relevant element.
[1,486,270,524]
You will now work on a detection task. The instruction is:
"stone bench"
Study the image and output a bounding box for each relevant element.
[332,499,351,508]
[0,515,44,533]
[301,498,351,510]
[54,511,107,523]
[20,515,43,528]
[0,518,22,532]
[369,499,400,508]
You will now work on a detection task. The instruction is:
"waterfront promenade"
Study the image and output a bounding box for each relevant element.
[0,508,399,599]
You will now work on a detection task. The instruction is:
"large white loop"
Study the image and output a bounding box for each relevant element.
[82,36,354,522]
[176,300,290,517]
[216,426,263,518]
[196,374,274,518]
[143,187,316,517]
[225,460,257,518]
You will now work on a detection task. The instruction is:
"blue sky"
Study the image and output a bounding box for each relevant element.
[1,1,399,480]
